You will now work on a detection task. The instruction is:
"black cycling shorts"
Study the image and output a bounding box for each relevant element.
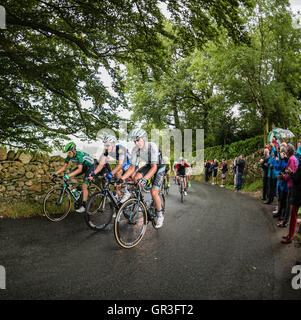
[138,164,166,190]
[71,164,95,184]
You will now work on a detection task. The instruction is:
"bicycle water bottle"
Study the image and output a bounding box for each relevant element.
[71,189,80,201]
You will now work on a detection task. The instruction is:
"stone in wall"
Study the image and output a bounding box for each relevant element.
[0,148,7,161]
[19,153,33,164]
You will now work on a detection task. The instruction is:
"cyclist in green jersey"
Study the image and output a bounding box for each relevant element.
[50,142,95,213]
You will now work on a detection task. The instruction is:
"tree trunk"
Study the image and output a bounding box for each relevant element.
[264,116,269,146]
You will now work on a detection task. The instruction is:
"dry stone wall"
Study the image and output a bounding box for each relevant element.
[0,148,78,203]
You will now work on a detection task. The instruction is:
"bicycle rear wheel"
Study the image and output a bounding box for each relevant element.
[114,199,148,249]
[43,187,71,222]
[84,192,114,231]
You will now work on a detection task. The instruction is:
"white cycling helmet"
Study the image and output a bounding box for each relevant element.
[103,135,117,144]
[178,157,184,162]
[130,128,147,140]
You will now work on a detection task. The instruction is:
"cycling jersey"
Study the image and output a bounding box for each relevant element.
[65,151,94,167]
[99,144,131,165]
[131,142,164,167]
[175,163,189,176]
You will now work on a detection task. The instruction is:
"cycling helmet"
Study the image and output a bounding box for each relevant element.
[130,128,147,140]
[64,142,76,153]
[178,157,184,162]
[103,135,117,144]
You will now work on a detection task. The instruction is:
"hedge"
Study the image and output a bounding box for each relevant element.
[204,135,264,161]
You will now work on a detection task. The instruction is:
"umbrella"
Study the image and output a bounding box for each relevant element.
[268,127,295,143]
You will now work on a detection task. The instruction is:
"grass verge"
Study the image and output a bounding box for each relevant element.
[0,200,44,219]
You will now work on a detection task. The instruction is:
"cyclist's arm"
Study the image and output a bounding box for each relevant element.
[111,159,124,176]
[143,164,157,181]
[55,163,68,175]
[69,164,83,178]
[94,155,106,175]
[121,164,136,180]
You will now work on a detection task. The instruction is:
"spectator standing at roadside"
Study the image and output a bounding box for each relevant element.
[277,144,298,228]
[235,155,245,192]
[204,160,211,183]
[273,147,288,220]
[281,155,301,244]
[260,148,270,201]
[212,159,218,185]
[220,159,228,188]
[232,157,238,188]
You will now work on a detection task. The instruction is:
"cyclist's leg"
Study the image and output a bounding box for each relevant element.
[184,176,187,189]
[82,166,93,202]
[151,166,165,210]
[114,169,123,196]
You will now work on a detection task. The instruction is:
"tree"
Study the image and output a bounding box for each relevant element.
[0,0,253,151]
[212,0,301,144]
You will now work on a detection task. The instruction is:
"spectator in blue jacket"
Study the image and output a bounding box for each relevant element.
[273,147,288,219]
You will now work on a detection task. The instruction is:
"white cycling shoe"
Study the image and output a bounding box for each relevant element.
[76,206,86,213]
[120,191,131,203]
[154,212,164,228]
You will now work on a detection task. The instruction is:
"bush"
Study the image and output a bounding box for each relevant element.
[204,135,263,161]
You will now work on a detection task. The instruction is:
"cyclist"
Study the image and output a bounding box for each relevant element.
[117,128,166,228]
[50,142,95,213]
[175,157,190,196]
[89,135,133,200]
[163,156,171,189]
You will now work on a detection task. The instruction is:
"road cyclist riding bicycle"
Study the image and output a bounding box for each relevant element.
[175,157,191,196]
[88,135,133,202]
[116,128,166,228]
[49,141,96,213]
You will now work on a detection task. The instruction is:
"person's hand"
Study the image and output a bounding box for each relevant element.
[88,172,96,181]
[287,167,293,174]
[106,172,113,179]
[138,178,148,187]
[50,172,57,179]
[116,178,124,185]
[276,157,279,161]
[260,159,264,164]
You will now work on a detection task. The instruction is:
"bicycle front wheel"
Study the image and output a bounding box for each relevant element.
[84,192,114,231]
[114,199,148,249]
[43,187,71,222]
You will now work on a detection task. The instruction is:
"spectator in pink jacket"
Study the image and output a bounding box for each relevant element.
[277,144,298,227]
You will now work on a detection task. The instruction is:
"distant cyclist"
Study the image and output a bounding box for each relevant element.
[163,156,171,189]
[50,142,95,213]
[175,157,190,196]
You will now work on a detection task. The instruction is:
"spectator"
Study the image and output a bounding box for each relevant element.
[212,159,218,185]
[277,144,298,228]
[235,155,245,192]
[273,147,288,220]
[281,156,301,243]
[260,148,270,201]
[204,160,211,183]
[232,157,238,189]
[220,159,228,188]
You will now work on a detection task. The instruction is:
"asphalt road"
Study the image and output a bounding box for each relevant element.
[0,181,301,300]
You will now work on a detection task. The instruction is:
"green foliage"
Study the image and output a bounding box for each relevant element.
[0,0,253,151]
[204,135,263,160]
